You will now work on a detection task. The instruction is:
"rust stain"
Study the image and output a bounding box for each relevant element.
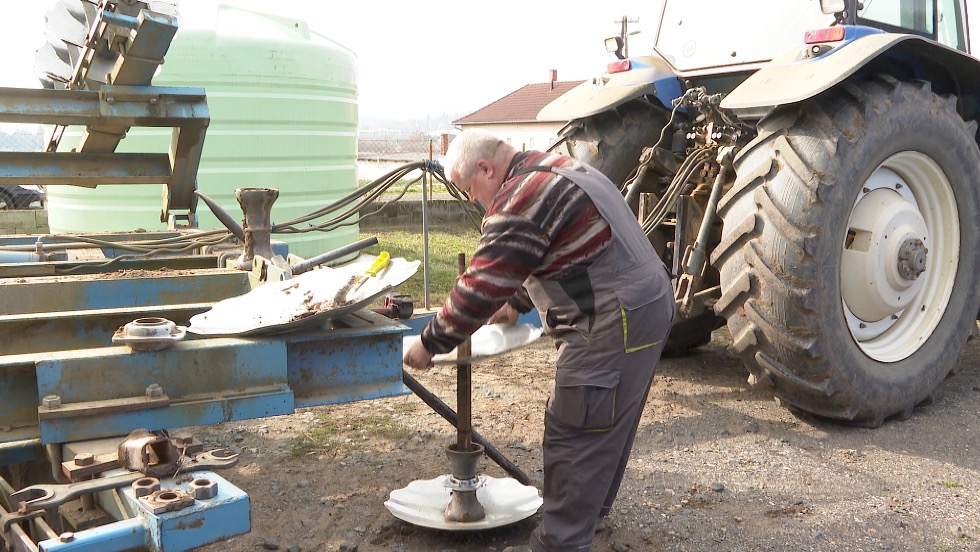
[174,517,206,530]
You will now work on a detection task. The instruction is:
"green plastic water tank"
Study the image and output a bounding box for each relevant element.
[46,4,359,259]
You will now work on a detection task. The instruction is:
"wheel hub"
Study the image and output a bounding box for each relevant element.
[896,238,928,280]
[841,184,928,323]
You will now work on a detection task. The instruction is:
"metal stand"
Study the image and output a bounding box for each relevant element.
[384,253,542,530]
[443,263,487,520]
[236,187,278,265]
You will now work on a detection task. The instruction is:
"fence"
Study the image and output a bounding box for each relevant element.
[0,125,45,152]
[357,131,450,182]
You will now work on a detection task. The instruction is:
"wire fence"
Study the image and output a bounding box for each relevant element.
[357,130,449,162]
[0,125,46,152]
[357,131,451,182]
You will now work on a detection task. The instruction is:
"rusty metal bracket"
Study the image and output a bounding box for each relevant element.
[137,488,195,515]
[1,508,45,540]
[117,429,181,478]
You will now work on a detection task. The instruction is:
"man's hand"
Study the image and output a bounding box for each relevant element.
[487,302,520,325]
[403,336,435,369]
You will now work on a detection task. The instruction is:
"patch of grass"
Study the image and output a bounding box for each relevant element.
[288,424,348,457]
[386,400,419,414]
[942,480,962,489]
[287,413,412,457]
[360,223,482,305]
[351,414,404,439]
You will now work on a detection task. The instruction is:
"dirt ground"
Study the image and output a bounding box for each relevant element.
[195,324,980,552]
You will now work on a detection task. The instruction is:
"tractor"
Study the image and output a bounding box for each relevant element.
[539,0,980,426]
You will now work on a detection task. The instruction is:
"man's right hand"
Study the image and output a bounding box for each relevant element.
[403,336,435,369]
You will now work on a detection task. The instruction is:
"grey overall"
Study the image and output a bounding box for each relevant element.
[523,165,675,552]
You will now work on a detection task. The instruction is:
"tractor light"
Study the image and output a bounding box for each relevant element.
[805,27,846,43]
[607,59,632,74]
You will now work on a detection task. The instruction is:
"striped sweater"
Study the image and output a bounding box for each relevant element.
[421,150,613,354]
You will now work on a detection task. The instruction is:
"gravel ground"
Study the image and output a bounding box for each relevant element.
[195,324,980,552]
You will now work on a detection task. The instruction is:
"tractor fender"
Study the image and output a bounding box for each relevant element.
[722,32,980,113]
[537,55,682,121]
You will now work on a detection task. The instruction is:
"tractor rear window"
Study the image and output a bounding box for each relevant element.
[858,0,935,35]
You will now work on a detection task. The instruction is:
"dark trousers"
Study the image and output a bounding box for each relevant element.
[529,298,672,551]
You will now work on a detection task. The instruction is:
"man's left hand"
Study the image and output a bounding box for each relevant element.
[403,336,435,369]
[487,302,520,325]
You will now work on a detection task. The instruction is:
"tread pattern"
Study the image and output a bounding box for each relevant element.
[715,75,980,425]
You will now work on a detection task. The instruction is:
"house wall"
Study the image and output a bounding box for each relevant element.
[458,122,566,152]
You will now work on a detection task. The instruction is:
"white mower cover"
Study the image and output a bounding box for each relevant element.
[188,254,420,336]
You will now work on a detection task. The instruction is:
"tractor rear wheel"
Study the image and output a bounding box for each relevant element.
[713,75,980,426]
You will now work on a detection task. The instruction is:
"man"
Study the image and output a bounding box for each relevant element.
[403,128,674,551]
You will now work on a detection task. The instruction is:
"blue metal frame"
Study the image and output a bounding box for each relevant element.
[0,310,410,454]
[35,471,249,552]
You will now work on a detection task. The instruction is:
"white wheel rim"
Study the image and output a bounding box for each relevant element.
[840,152,959,362]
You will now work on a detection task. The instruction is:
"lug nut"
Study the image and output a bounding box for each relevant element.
[145,384,164,399]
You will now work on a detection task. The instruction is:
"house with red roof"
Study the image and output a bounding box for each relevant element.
[453,71,584,152]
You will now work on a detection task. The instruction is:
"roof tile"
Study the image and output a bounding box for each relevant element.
[453,80,584,125]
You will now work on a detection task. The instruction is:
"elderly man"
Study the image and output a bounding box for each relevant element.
[403,128,674,551]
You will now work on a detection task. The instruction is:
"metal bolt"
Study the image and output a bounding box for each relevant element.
[59,532,75,543]
[73,453,95,467]
[895,183,904,189]
[862,187,871,193]
[41,395,62,409]
[145,384,164,399]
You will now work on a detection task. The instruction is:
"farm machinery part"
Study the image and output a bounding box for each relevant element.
[0,3,428,551]
[384,255,542,531]
[2,2,541,548]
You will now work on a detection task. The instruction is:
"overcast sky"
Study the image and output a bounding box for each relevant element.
[0,1,664,119]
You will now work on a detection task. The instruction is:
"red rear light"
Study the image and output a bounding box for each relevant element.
[607,59,631,74]
[805,27,846,44]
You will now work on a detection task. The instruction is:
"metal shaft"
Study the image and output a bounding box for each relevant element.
[290,236,379,275]
[195,190,245,241]
[455,253,473,452]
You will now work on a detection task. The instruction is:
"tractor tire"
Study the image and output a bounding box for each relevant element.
[713,75,980,426]
[555,98,723,355]
[553,98,671,189]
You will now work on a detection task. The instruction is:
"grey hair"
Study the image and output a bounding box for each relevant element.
[443,129,504,181]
